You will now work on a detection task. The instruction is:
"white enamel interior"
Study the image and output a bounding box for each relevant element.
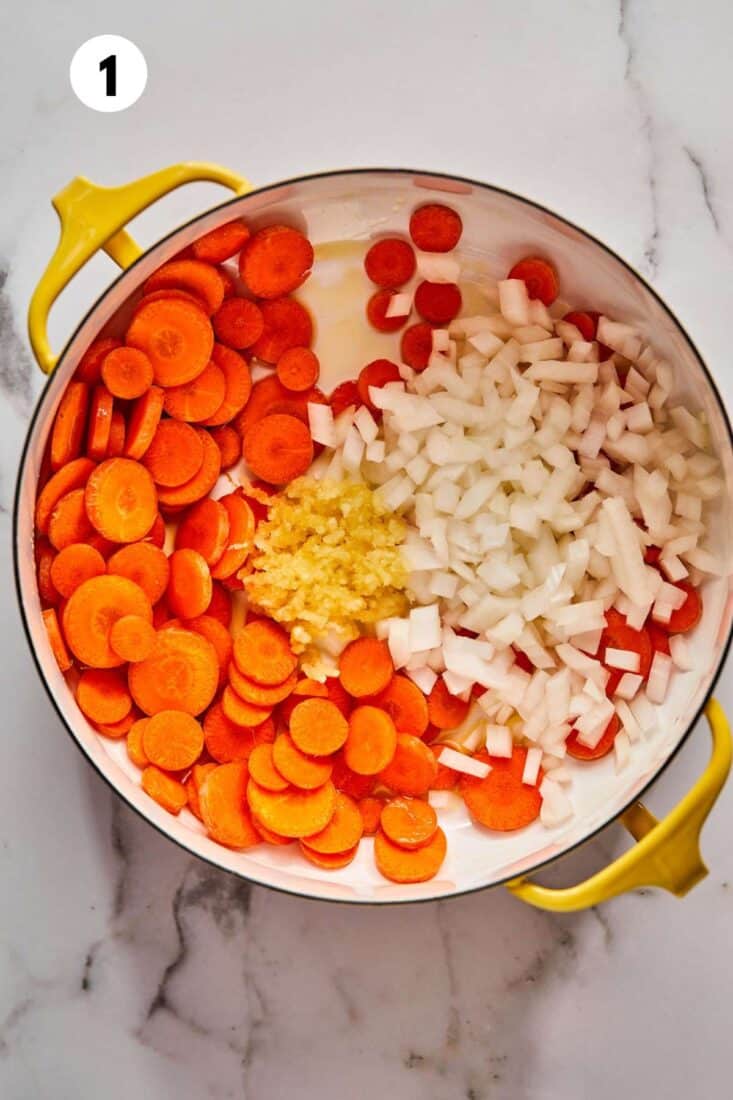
[16,170,733,903]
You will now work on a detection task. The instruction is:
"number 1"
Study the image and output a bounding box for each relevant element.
[99,54,117,96]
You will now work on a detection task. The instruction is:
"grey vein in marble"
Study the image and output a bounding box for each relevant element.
[0,267,33,419]
[684,146,721,233]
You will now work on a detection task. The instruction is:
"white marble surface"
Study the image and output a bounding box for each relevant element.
[1,1,732,1097]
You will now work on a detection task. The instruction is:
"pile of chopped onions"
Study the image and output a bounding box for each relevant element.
[307,266,724,828]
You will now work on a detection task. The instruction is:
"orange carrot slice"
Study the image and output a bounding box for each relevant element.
[366,289,409,333]
[299,843,359,869]
[207,582,232,627]
[272,733,333,790]
[212,298,264,350]
[142,766,187,814]
[248,743,289,791]
[209,425,241,470]
[126,298,214,386]
[142,420,204,486]
[427,678,470,730]
[143,259,225,315]
[239,225,314,299]
[109,614,156,662]
[380,733,438,796]
[174,497,230,565]
[357,796,385,836]
[192,220,250,264]
[128,626,219,715]
[124,385,165,460]
[380,796,437,849]
[63,575,152,668]
[566,715,620,761]
[221,685,272,728]
[250,297,313,363]
[344,705,397,775]
[329,380,362,417]
[200,344,252,427]
[155,429,221,508]
[409,204,462,252]
[167,548,212,619]
[163,361,226,422]
[233,620,297,686]
[85,458,158,543]
[76,667,132,724]
[374,826,447,883]
[339,637,394,697]
[301,792,362,853]
[330,752,377,800]
[203,702,274,763]
[75,337,120,384]
[86,385,114,461]
[185,614,232,685]
[107,542,170,604]
[200,763,260,847]
[276,347,319,392]
[35,457,95,535]
[235,373,325,436]
[142,710,204,771]
[50,543,105,598]
[126,718,150,768]
[364,238,416,288]
[209,492,255,579]
[507,257,559,305]
[50,382,89,470]
[228,664,297,707]
[36,542,60,606]
[414,281,462,324]
[400,321,434,371]
[289,698,349,756]
[357,360,401,413]
[459,747,542,830]
[246,777,336,838]
[101,346,154,399]
[42,606,72,671]
[185,761,217,819]
[242,412,313,485]
[48,488,94,550]
[375,675,429,736]
[107,410,126,458]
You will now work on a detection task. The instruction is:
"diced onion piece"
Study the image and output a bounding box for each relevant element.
[669,635,693,671]
[438,746,490,779]
[485,724,513,758]
[539,778,573,827]
[405,666,438,694]
[522,746,543,786]
[605,648,640,673]
[417,254,461,284]
[499,279,531,326]
[308,402,337,447]
[387,619,411,669]
[385,292,412,318]
[408,604,442,653]
[646,651,673,704]
[614,673,643,700]
[614,730,631,772]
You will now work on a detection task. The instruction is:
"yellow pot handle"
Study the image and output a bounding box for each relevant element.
[507,698,731,911]
[28,162,251,374]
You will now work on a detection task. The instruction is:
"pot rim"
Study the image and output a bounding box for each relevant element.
[14,166,733,905]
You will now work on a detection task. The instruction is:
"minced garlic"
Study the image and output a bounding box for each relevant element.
[242,478,409,658]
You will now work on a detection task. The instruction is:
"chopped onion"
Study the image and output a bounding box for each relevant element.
[605,648,640,673]
[614,672,643,700]
[522,746,543,786]
[485,724,513,758]
[438,746,490,778]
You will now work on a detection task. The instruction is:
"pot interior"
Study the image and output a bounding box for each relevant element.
[17,170,733,902]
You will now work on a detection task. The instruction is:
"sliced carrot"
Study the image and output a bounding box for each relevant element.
[192,220,250,264]
[152,599,173,628]
[76,667,132,724]
[107,410,126,458]
[218,266,236,298]
[36,541,60,606]
[380,733,438,796]
[163,362,226,422]
[124,386,165,460]
[200,344,252,427]
[374,826,447,883]
[272,733,333,790]
[239,225,314,299]
[344,705,397,775]
[460,747,542,830]
[248,742,289,791]
[357,796,386,836]
[357,360,402,413]
[75,338,120,384]
[126,718,150,768]
[302,791,362,852]
[601,608,653,679]
[380,796,437,850]
[250,297,313,363]
[229,664,297,707]
[409,204,462,252]
[50,382,89,470]
[289,698,349,756]
[325,676,353,718]
[185,614,232,685]
[233,620,297,686]
[246,777,336,838]
[210,492,256,579]
[167,548,212,619]
[364,237,416,288]
[374,675,429,736]
[212,297,264,350]
[235,373,325,436]
[101,346,154,399]
[221,685,272,728]
[142,419,204,487]
[86,385,114,461]
[507,257,559,306]
[134,287,209,315]
[566,714,621,761]
[94,709,140,739]
[143,259,225,315]
[128,626,219,715]
[175,497,229,565]
[256,821,295,846]
[563,311,597,342]
[203,702,274,763]
[63,575,151,668]
[299,843,358,869]
[414,281,462,324]
[427,678,470,730]
[185,761,217,819]
[142,709,204,771]
[278,677,329,724]
[35,457,95,535]
[210,425,241,470]
[208,581,232,627]
[330,751,377,799]
[400,321,434,371]
[199,763,261,847]
[126,299,214,387]
[42,607,72,671]
[666,583,702,633]
[107,542,170,604]
[339,637,394,698]
[50,543,105,598]
[329,380,362,417]
[276,346,319,392]
[366,289,409,333]
[109,614,156,662]
[155,429,221,508]
[429,744,458,789]
[48,489,94,550]
[85,458,157,543]
[647,622,671,655]
[142,765,188,815]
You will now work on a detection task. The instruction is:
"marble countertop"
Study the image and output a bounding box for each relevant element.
[1,1,732,1096]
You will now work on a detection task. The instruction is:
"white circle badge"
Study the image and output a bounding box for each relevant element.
[70,35,147,113]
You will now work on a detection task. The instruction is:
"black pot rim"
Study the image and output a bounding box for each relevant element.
[13,165,733,907]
